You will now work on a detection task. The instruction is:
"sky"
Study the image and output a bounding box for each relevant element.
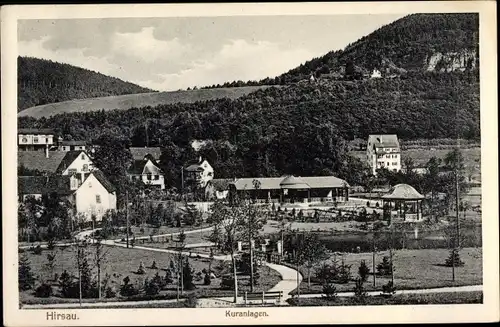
[18,15,405,91]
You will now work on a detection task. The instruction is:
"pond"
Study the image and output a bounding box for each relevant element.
[282,224,482,253]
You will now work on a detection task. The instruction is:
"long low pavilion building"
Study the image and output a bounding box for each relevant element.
[207,175,350,204]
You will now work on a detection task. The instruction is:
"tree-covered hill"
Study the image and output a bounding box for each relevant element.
[18,57,156,111]
[18,70,479,185]
[278,13,479,83]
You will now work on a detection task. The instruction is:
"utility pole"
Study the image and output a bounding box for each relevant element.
[249,209,254,292]
[372,212,376,287]
[77,245,82,307]
[181,166,184,199]
[126,191,130,248]
[390,208,394,286]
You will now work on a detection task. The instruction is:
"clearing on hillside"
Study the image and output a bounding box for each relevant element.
[18,86,275,119]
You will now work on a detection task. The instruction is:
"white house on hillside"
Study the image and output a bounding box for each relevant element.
[127,157,165,189]
[184,157,214,188]
[366,134,401,175]
[371,69,382,78]
[18,170,116,221]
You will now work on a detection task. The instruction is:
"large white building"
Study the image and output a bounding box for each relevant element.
[366,134,401,175]
[18,128,56,153]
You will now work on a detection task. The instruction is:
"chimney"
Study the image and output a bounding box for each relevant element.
[45,145,49,158]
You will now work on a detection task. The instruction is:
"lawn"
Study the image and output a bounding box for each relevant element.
[19,245,282,305]
[287,291,483,306]
[289,247,482,295]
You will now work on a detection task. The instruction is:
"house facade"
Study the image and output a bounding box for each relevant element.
[184,157,214,188]
[18,171,116,221]
[18,128,56,153]
[128,157,165,189]
[56,150,96,175]
[366,134,401,175]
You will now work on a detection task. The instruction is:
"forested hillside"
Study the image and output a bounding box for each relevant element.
[18,70,480,185]
[278,13,479,83]
[18,57,155,111]
[200,13,479,89]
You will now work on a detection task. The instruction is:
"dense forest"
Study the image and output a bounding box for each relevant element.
[18,70,480,186]
[200,13,479,89]
[18,57,156,111]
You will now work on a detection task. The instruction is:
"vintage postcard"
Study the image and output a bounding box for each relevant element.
[2,1,498,326]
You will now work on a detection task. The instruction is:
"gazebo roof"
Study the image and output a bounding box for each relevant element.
[382,184,424,200]
[280,176,311,189]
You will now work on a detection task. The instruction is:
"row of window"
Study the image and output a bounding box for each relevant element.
[385,154,398,159]
[131,175,161,180]
[379,161,399,167]
[20,137,52,144]
[68,164,89,174]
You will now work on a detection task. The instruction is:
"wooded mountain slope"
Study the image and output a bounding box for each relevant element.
[278,13,479,83]
[18,57,155,111]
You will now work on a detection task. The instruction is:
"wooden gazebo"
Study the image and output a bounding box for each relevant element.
[382,184,425,222]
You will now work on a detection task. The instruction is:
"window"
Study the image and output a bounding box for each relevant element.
[33,137,39,143]
[147,174,152,181]
[392,162,397,166]
[154,175,159,180]
[45,137,49,143]
[83,164,89,172]
[96,195,101,204]
[68,168,77,175]
[81,154,85,160]
[207,172,213,177]
[21,137,27,143]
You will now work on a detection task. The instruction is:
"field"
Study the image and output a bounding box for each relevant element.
[289,247,482,295]
[287,291,483,306]
[20,245,281,305]
[18,85,276,119]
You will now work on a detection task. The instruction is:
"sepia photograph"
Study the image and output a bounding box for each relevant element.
[2,1,498,326]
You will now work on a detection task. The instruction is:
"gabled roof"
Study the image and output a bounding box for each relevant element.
[89,170,116,193]
[60,140,87,146]
[368,134,400,148]
[55,150,87,174]
[130,147,162,161]
[127,159,162,175]
[18,175,72,195]
[185,164,204,172]
[382,184,424,200]
[18,128,55,135]
[18,176,47,194]
[18,151,67,173]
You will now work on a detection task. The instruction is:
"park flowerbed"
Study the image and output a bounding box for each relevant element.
[19,245,281,306]
[287,291,483,306]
